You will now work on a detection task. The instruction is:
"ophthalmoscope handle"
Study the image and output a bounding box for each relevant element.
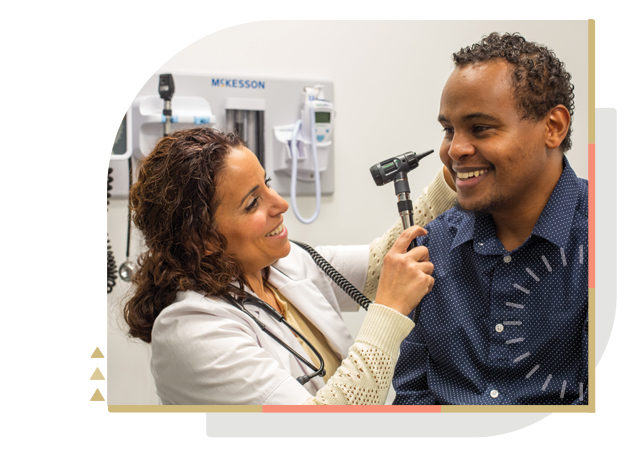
[159,74,175,136]
[369,150,435,323]
[394,172,417,250]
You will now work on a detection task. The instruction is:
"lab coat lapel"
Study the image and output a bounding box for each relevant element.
[268,269,354,359]
[240,283,324,392]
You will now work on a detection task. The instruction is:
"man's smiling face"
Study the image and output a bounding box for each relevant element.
[438,60,550,214]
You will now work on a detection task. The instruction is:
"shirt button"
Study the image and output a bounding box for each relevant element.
[503,255,512,263]
[495,324,504,332]
[490,390,499,398]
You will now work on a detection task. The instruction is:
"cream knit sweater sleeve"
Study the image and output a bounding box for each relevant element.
[363,168,457,300]
[303,303,414,405]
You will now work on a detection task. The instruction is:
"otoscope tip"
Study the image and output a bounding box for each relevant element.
[417,149,434,160]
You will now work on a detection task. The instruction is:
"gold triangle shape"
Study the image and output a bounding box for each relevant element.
[90,389,105,401]
[91,347,104,358]
[91,368,105,380]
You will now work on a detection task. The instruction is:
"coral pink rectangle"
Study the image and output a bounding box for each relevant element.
[589,143,595,288]
[262,405,441,413]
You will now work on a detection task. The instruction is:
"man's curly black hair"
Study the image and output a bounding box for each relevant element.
[453,32,575,152]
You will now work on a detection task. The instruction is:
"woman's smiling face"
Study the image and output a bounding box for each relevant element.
[214,147,291,276]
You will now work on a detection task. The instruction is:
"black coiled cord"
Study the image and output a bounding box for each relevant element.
[107,167,117,294]
[290,240,372,310]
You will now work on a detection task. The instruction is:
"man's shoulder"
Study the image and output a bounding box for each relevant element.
[418,207,470,247]
[426,206,469,228]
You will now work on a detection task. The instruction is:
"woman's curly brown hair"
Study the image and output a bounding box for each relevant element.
[453,32,575,152]
[124,127,255,343]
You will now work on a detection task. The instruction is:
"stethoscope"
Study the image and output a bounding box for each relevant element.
[225,293,326,385]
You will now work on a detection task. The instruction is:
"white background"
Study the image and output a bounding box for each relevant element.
[1,1,626,448]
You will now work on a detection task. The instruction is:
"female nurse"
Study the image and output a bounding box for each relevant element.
[124,127,456,405]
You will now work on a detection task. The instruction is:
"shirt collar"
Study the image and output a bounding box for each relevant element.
[450,157,580,253]
[530,156,581,249]
[450,210,476,251]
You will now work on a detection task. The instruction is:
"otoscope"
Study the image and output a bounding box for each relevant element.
[369,150,434,323]
[159,74,175,136]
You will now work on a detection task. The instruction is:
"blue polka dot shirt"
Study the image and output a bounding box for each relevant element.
[392,157,589,405]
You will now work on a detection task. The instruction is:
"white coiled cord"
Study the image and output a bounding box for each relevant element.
[289,101,321,224]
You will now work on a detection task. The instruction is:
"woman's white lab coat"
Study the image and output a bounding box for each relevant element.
[150,242,369,405]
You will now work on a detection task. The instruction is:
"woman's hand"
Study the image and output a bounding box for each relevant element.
[374,226,434,317]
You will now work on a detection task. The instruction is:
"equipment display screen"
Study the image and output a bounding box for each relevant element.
[315,112,331,123]
[111,115,127,155]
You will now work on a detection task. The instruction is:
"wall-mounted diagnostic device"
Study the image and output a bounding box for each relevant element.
[274,85,335,223]
[301,89,334,146]
[118,73,335,212]
[158,73,175,136]
[108,74,336,291]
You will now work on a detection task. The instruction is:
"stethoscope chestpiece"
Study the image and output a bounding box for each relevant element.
[119,259,138,282]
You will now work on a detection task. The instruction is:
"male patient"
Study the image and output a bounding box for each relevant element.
[392,33,588,405]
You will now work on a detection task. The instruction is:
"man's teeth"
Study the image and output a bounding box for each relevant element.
[266,224,284,237]
[457,169,488,180]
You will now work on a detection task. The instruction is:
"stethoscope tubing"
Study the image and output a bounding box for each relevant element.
[226,294,326,385]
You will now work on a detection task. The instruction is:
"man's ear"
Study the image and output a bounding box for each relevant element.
[544,105,571,150]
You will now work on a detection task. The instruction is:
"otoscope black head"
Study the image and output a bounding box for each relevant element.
[370,165,385,186]
[369,150,434,186]
[158,74,175,101]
